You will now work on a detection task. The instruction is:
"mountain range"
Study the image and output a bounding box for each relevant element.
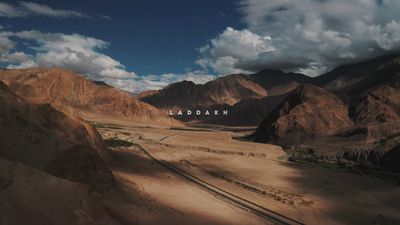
[1,55,399,194]
[140,54,400,171]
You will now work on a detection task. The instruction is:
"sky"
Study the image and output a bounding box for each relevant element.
[1,0,400,93]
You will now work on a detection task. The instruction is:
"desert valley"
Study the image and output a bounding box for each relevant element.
[1,54,400,225]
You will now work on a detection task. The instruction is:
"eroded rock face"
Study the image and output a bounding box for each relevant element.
[0,81,114,191]
[349,85,400,124]
[252,84,353,146]
[0,67,178,125]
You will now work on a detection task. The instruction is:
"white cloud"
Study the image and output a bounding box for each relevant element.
[0,32,33,64]
[158,70,215,85]
[0,30,136,80]
[0,1,88,18]
[0,28,214,93]
[197,27,275,75]
[6,60,37,69]
[198,0,400,76]
[103,70,215,93]
[100,15,112,20]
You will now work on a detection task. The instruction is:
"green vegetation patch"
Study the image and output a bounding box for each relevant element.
[285,146,339,169]
[91,122,123,130]
[105,138,133,147]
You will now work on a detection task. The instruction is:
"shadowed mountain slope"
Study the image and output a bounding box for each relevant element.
[0,80,114,192]
[251,84,353,146]
[316,55,400,97]
[249,69,313,96]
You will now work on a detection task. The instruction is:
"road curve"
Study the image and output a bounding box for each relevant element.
[133,143,305,225]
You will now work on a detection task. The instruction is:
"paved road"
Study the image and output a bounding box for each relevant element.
[133,143,305,225]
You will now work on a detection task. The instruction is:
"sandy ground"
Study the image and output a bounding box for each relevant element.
[96,121,400,225]
[96,123,271,225]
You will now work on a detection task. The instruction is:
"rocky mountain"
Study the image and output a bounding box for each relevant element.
[349,85,400,124]
[0,68,178,125]
[203,94,289,126]
[251,84,353,146]
[249,69,313,96]
[139,72,310,126]
[136,55,400,127]
[0,80,114,192]
[316,54,400,97]
[140,74,267,110]
[251,67,400,170]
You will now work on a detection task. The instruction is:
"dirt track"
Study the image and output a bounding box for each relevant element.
[135,142,304,225]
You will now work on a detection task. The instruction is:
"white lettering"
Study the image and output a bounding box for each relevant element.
[168,109,229,116]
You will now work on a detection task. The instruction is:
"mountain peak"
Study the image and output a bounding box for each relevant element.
[140,73,267,109]
[316,54,400,94]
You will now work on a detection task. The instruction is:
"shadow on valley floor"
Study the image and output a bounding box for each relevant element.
[108,147,171,179]
[180,153,400,225]
[105,147,270,225]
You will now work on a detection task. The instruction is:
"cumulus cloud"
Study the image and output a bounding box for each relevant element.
[102,70,215,93]
[198,0,400,76]
[0,1,89,18]
[0,30,136,79]
[0,28,214,93]
[197,27,275,74]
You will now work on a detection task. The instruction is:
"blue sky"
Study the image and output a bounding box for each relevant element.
[1,0,400,92]
[0,0,243,75]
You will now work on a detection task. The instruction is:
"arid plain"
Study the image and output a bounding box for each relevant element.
[95,119,400,225]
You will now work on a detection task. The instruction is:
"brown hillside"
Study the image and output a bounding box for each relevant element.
[349,85,400,124]
[252,84,353,146]
[140,74,267,110]
[0,68,178,125]
[0,81,114,191]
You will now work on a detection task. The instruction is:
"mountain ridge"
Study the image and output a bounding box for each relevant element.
[0,67,179,125]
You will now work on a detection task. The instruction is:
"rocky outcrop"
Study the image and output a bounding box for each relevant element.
[251,84,353,146]
[349,85,400,124]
